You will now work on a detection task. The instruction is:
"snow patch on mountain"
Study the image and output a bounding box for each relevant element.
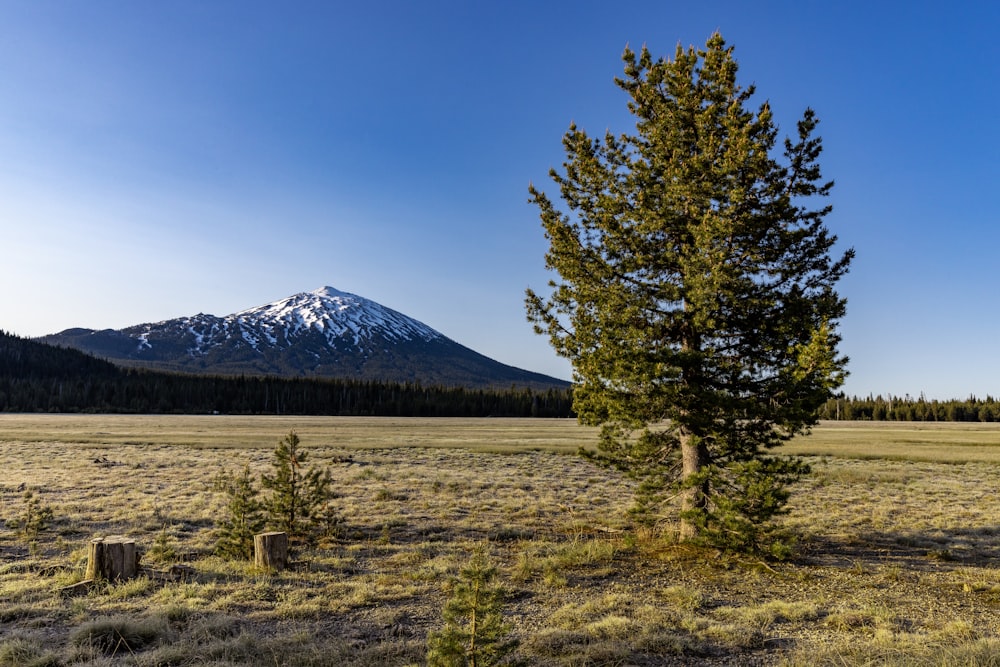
[130,286,445,357]
[234,286,443,350]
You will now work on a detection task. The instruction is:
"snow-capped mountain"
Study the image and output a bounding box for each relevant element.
[39,287,568,390]
[230,286,442,348]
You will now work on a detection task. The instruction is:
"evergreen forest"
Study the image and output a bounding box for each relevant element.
[819,394,1000,422]
[0,330,573,417]
[5,330,995,422]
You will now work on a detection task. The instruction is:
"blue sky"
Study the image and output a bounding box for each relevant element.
[1,2,997,400]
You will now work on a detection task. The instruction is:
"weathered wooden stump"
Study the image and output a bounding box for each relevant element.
[85,535,139,581]
[254,532,288,572]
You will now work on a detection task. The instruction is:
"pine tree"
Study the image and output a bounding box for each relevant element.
[526,33,852,554]
[260,431,335,543]
[11,489,54,541]
[426,548,515,667]
[212,464,266,560]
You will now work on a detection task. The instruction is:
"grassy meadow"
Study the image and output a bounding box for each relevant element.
[2,415,1000,666]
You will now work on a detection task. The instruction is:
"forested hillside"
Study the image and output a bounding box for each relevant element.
[0,330,573,417]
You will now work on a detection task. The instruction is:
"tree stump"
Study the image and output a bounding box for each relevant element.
[254,532,288,572]
[85,536,139,581]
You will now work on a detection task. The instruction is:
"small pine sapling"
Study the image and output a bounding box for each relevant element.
[261,431,336,544]
[146,525,179,564]
[212,464,266,560]
[426,547,516,667]
[11,489,54,542]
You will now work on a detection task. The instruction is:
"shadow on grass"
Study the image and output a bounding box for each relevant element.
[796,524,1000,571]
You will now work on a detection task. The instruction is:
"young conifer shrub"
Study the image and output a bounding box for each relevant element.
[11,489,54,542]
[146,526,179,564]
[212,464,266,560]
[426,547,515,667]
[261,431,336,544]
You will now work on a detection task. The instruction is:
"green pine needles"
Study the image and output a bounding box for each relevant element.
[10,488,54,542]
[426,547,515,667]
[260,431,336,544]
[212,464,266,560]
[527,33,853,555]
[213,431,338,559]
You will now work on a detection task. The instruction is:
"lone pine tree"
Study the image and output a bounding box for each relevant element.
[526,33,852,554]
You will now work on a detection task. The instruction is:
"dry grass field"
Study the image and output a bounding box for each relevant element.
[2,415,1000,666]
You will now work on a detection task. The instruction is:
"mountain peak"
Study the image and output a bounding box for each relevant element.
[311,285,350,298]
[38,287,569,389]
[234,287,442,346]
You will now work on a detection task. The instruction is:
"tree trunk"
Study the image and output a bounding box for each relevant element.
[85,536,139,581]
[254,532,288,572]
[678,431,710,541]
[677,318,709,541]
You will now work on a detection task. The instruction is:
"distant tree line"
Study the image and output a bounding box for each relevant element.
[0,330,573,417]
[819,395,1000,422]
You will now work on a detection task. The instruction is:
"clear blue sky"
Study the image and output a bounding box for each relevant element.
[1,2,997,400]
